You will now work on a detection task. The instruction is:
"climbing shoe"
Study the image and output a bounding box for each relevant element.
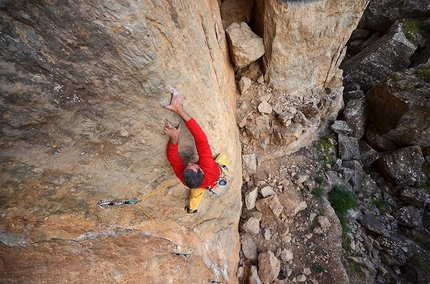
[184,206,198,214]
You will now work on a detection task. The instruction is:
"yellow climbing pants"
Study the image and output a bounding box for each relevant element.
[188,154,228,211]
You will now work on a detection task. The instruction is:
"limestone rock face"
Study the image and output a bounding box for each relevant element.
[366,66,430,147]
[221,0,255,29]
[256,0,369,96]
[0,1,241,283]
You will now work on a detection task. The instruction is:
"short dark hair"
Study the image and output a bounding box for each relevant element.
[184,168,204,188]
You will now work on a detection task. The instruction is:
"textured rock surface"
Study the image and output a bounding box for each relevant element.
[220,0,255,29]
[376,146,427,186]
[0,1,241,283]
[342,21,417,92]
[255,0,369,96]
[366,66,430,147]
[358,0,430,32]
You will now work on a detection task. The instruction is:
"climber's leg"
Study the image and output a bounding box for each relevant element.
[189,187,205,211]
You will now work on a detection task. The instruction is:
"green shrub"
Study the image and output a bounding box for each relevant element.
[416,66,430,82]
[316,133,336,167]
[315,176,324,185]
[328,186,358,234]
[312,187,324,198]
[372,198,387,213]
[410,254,430,272]
[328,186,358,216]
[403,18,421,45]
[316,264,324,273]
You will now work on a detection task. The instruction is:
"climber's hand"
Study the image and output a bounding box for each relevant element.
[162,88,192,122]
[163,88,184,114]
[164,119,181,144]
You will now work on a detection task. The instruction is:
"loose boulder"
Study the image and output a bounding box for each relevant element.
[257,251,280,284]
[226,22,265,68]
[366,65,430,147]
[342,21,417,92]
[376,146,427,186]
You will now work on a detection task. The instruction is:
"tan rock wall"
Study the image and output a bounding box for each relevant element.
[0,1,240,283]
[256,0,369,97]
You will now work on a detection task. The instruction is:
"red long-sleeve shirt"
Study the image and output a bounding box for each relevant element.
[166,118,220,189]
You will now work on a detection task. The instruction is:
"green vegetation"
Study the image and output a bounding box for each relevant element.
[316,264,324,273]
[312,187,324,198]
[405,229,430,251]
[392,72,403,82]
[345,259,366,280]
[403,18,421,45]
[316,133,336,168]
[421,162,430,190]
[372,198,387,213]
[410,254,430,272]
[341,52,353,65]
[315,176,324,185]
[416,65,430,82]
[328,186,358,234]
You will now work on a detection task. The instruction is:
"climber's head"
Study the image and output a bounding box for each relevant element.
[184,163,204,188]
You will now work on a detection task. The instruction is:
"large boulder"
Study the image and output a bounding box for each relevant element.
[0,1,241,283]
[342,21,417,92]
[376,146,427,186]
[226,22,265,68]
[343,97,368,139]
[254,0,369,96]
[358,0,430,32]
[366,65,430,147]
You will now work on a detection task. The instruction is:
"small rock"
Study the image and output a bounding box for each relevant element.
[317,216,331,230]
[280,249,294,262]
[241,233,258,262]
[242,154,257,175]
[258,251,281,284]
[260,185,276,197]
[257,74,264,83]
[245,188,259,210]
[242,217,260,235]
[338,134,360,161]
[297,274,307,282]
[256,195,284,217]
[237,266,244,278]
[239,77,252,94]
[331,120,353,136]
[277,111,294,126]
[258,101,272,114]
[293,174,308,185]
[249,265,262,284]
[294,201,307,215]
[264,229,271,240]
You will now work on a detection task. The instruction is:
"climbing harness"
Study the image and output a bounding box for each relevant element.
[97,181,221,283]
[207,163,229,194]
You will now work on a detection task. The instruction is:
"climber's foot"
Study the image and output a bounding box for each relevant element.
[184,206,198,214]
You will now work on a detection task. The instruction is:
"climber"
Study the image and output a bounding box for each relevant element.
[163,88,228,214]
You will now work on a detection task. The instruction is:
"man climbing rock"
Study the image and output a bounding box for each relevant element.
[163,88,228,214]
